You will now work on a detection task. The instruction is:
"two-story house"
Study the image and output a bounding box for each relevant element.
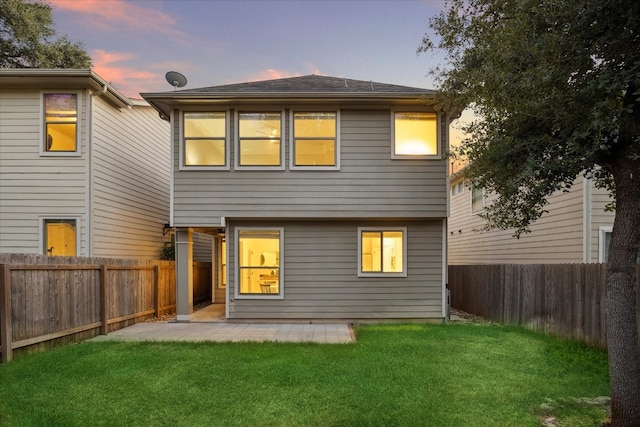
[0,69,170,259]
[142,75,451,321]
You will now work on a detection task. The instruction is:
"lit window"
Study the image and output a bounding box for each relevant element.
[358,228,407,277]
[219,238,226,289]
[238,112,282,166]
[43,219,77,256]
[292,112,337,167]
[184,112,226,166]
[471,185,485,213]
[237,229,282,296]
[44,93,78,152]
[392,112,438,157]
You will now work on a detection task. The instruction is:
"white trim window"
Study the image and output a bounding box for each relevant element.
[599,226,640,263]
[235,228,284,299]
[451,180,465,197]
[471,185,486,214]
[290,111,340,170]
[236,111,284,169]
[40,92,80,156]
[391,111,439,159]
[181,111,229,169]
[40,216,80,256]
[358,227,407,277]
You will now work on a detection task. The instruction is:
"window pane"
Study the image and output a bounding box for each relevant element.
[239,113,281,138]
[185,139,225,165]
[238,230,280,294]
[471,186,484,213]
[185,112,225,138]
[362,231,382,272]
[294,112,336,137]
[295,139,335,166]
[382,231,403,273]
[45,94,77,152]
[239,139,281,166]
[394,112,437,155]
[45,219,76,256]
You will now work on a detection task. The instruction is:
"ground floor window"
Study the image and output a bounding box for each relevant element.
[358,227,407,277]
[219,238,227,289]
[43,218,77,256]
[237,228,282,296]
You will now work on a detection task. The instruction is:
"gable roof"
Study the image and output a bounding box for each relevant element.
[141,74,436,120]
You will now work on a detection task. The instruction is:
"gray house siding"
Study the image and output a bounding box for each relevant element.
[448,175,614,264]
[91,96,171,259]
[172,108,447,227]
[0,88,89,255]
[227,219,444,320]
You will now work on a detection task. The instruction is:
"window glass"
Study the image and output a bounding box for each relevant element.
[238,230,280,294]
[219,238,226,289]
[394,112,437,156]
[44,219,77,256]
[361,230,404,274]
[45,94,77,152]
[293,112,336,166]
[239,112,281,166]
[184,112,226,166]
[471,185,485,213]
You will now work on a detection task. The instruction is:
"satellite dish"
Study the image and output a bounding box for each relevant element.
[165,71,187,89]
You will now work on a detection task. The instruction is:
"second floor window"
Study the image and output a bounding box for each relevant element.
[184,112,227,166]
[392,111,438,158]
[292,112,337,167]
[471,185,486,213]
[238,112,282,167]
[44,93,78,153]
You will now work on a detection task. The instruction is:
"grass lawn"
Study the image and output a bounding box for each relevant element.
[0,323,609,426]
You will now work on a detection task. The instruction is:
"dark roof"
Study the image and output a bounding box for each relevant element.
[173,74,433,95]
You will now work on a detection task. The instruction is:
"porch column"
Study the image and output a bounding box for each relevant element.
[175,227,193,322]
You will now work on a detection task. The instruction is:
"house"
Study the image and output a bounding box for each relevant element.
[0,69,171,259]
[448,170,616,264]
[142,74,452,321]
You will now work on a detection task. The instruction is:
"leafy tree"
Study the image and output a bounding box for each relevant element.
[0,0,91,68]
[420,0,639,425]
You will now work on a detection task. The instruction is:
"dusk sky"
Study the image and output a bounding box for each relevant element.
[48,0,447,97]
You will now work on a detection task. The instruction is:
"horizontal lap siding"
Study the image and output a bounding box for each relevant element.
[91,97,171,259]
[0,90,88,254]
[172,108,446,226]
[228,220,443,320]
[448,176,585,264]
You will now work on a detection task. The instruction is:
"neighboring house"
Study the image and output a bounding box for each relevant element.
[448,170,616,264]
[142,74,453,321]
[0,69,171,259]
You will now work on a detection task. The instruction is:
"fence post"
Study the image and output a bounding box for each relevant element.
[0,264,12,363]
[100,265,108,335]
[154,265,160,317]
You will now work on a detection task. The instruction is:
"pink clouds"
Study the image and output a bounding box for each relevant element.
[92,49,161,98]
[246,66,324,83]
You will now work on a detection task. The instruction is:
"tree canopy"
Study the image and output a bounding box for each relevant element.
[0,0,91,68]
[421,0,639,425]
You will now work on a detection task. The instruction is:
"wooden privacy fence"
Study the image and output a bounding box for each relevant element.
[448,264,640,349]
[0,254,212,363]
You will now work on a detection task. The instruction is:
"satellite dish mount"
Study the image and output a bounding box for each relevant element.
[165,71,187,90]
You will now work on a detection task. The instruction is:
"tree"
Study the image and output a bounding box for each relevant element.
[420,0,640,425]
[0,0,91,68]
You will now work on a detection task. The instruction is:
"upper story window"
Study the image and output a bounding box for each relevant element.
[471,185,486,213]
[451,180,465,197]
[237,112,283,168]
[183,112,228,168]
[291,112,339,169]
[391,111,439,159]
[43,93,78,154]
[358,227,407,277]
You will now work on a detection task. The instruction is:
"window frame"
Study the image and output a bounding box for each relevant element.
[289,109,340,170]
[357,227,408,278]
[599,226,613,263]
[451,180,465,197]
[40,91,81,157]
[39,216,81,257]
[234,227,285,300]
[390,110,441,160]
[234,110,285,170]
[179,110,230,170]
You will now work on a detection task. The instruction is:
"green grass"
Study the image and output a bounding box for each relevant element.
[0,324,609,426]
